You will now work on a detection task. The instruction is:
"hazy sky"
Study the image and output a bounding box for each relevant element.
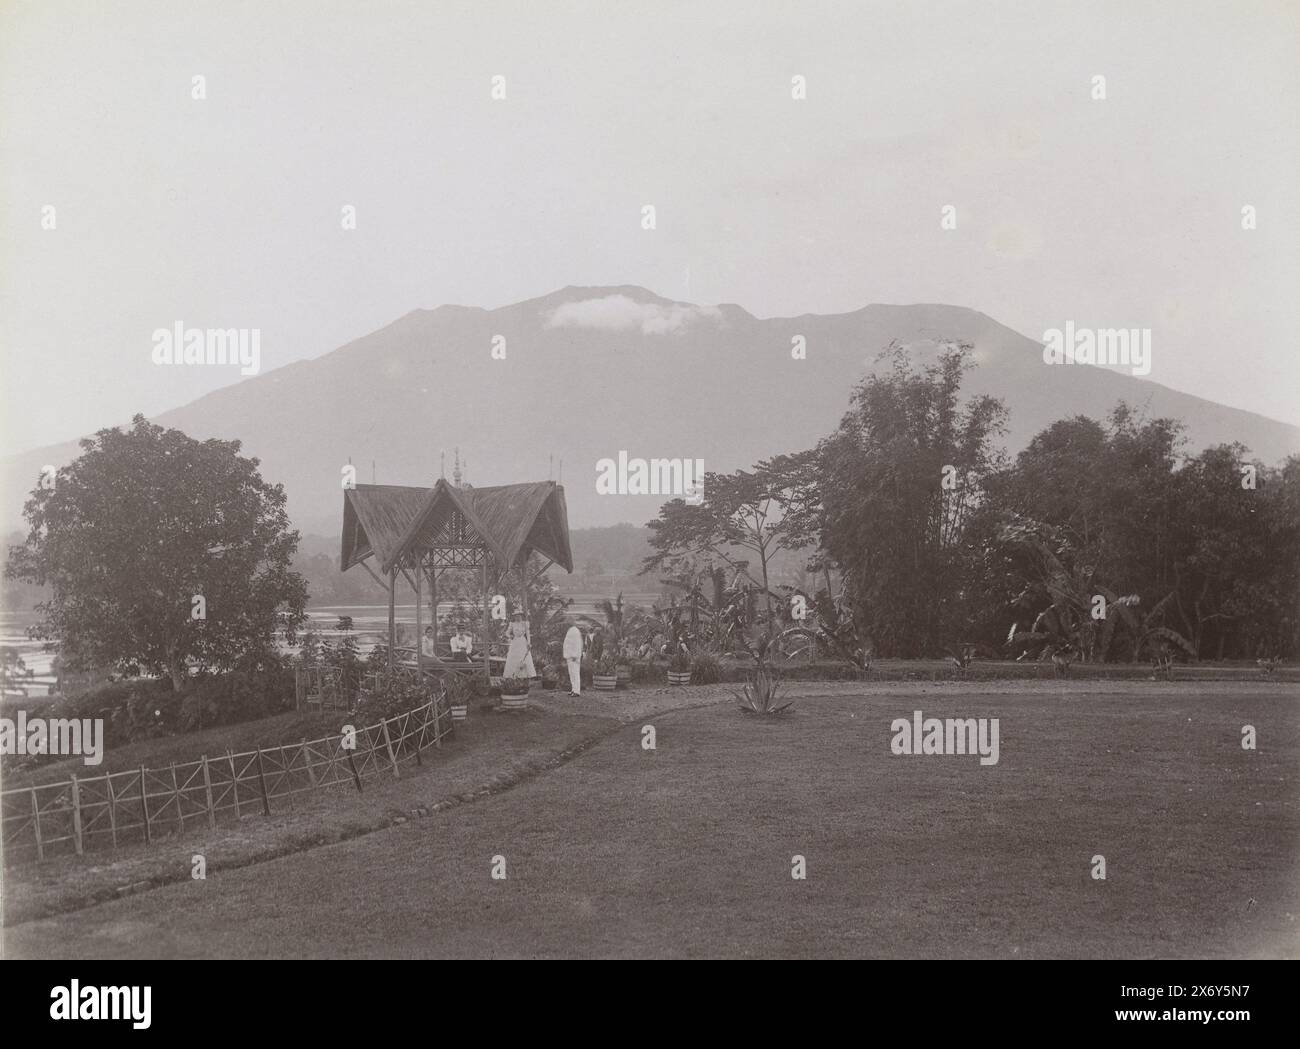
[3,0,1298,453]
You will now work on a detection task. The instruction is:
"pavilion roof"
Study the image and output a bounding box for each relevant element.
[341,479,573,574]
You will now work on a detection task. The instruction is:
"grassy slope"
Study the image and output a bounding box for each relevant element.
[4,681,1297,959]
[1,710,344,790]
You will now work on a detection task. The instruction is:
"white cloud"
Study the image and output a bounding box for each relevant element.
[545,295,721,335]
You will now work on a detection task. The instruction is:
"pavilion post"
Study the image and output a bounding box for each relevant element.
[481,558,491,688]
[387,566,396,674]
[415,557,424,681]
[519,553,531,646]
[429,566,439,652]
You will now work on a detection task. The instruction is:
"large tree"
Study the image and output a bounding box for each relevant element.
[642,453,817,628]
[812,343,1007,656]
[1168,444,1292,658]
[6,415,307,688]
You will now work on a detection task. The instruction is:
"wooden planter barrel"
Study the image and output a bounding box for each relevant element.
[667,670,692,686]
[500,694,528,710]
[593,674,618,691]
[450,704,469,721]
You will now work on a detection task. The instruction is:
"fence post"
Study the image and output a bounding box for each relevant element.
[226,749,240,819]
[70,774,84,856]
[346,747,363,793]
[139,766,151,845]
[380,718,400,778]
[107,775,118,848]
[255,748,271,816]
[170,763,182,831]
[301,738,317,786]
[30,787,44,861]
[201,755,216,830]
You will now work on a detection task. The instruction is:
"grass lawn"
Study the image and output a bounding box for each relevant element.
[4,681,1298,958]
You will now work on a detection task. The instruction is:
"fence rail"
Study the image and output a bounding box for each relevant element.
[1,698,450,866]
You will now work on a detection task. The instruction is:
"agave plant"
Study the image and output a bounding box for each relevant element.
[947,643,977,673]
[1150,648,1176,680]
[1050,643,1076,677]
[735,666,793,716]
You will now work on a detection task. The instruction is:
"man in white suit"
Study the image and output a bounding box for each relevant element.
[563,623,584,696]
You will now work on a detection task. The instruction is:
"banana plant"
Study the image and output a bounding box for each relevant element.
[1095,588,1196,663]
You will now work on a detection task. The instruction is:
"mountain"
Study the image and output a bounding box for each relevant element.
[5,286,1298,536]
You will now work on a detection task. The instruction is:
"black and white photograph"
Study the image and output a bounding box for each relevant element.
[1,0,1297,1017]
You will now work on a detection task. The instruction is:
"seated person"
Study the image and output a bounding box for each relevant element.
[421,627,439,660]
[449,627,474,659]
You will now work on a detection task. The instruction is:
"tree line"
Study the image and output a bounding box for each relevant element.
[644,344,1299,662]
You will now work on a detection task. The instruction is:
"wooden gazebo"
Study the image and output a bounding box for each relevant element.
[340,478,573,684]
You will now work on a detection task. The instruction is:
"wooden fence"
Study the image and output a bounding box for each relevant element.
[1,697,451,866]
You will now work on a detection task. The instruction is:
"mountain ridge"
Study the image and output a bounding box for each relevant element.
[5,286,1297,535]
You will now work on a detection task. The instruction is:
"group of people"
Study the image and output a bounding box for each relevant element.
[419,613,589,696]
[421,624,475,660]
[504,612,590,697]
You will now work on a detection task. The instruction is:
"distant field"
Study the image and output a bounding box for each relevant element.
[5,681,1298,959]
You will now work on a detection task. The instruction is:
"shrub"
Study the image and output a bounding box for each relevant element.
[350,672,436,724]
[2,660,297,771]
[690,650,723,685]
[668,647,691,674]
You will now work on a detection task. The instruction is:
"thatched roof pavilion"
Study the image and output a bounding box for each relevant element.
[341,478,572,681]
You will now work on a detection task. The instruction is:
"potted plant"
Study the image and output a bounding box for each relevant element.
[445,674,472,721]
[500,676,530,710]
[591,653,618,691]
[598,595,646,689]
[667,647,692,686]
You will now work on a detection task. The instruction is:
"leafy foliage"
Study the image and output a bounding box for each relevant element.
[350,670,435,724]
[5,416,308,690]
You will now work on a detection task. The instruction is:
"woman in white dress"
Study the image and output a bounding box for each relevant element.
[502,610,536,681]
